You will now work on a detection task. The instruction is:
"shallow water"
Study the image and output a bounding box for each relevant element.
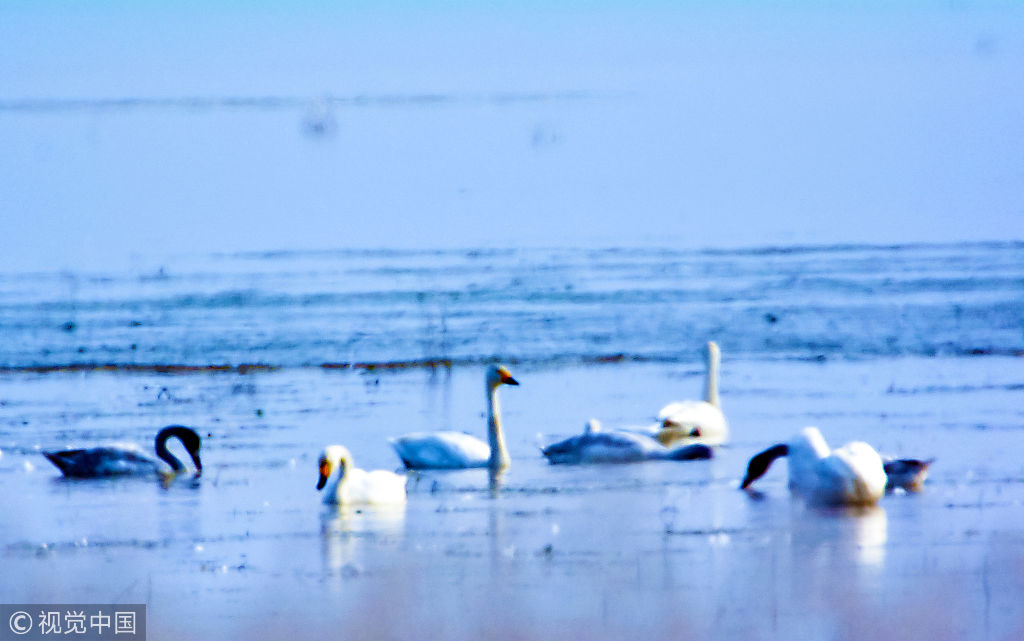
[1,243,1023,640]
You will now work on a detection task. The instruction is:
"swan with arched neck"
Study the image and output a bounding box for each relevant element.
[42,425,202,478]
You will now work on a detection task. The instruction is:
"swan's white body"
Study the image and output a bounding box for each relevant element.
[542,420,712,465]
[318,445,406,506]
[741,427,887,506]
[390,365,519,470]
[388,430,491,469]
[656,341,729,446]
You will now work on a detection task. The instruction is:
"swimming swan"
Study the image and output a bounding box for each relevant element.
[656,341,729,446]
[317,445,407,506]
[42,425,202,478]
[739,426,886,506]
[542,419,713,465]
[390,364,519,470]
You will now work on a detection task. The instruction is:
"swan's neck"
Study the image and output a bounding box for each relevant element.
[741,443,789,488]
[326,461,347,502]
[154,433,185,472]
[486,382,510,471]
[703,347,720,408]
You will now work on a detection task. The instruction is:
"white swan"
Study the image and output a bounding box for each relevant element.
[542,419,713,465]
[655,341,729,446]
[739,426,887,506]
[317,445,407,506]
[42,425,202,478]
[390,364,519,470]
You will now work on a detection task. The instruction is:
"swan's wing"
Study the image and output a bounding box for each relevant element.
[43,446,159,477]
[389,432,489,469]
[345,469,408,505]
[814,442,886,505]
[656,401,693,422]
[620,423,661,436]
[541,434,587,464]
[365,470,408,504]
[543,431,661,464]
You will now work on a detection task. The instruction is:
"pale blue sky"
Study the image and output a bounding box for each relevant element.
[1,2,1022,271]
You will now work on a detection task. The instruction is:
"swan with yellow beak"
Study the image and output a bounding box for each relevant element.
[317,445,407,506]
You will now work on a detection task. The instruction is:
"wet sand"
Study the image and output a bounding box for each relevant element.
[2,357,1023,640]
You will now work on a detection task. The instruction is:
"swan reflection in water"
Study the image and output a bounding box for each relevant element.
[319,504,406,585]
[737,502,890,625]
[796,503,888,570]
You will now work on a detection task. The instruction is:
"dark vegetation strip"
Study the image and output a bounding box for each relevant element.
[0,354,638,375]
[0,363,280,374]
[0,347,1017,376]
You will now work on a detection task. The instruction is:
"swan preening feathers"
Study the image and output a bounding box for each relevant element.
[655,341,729,446]
[317,445,407,506]
[389,364,519,470]
[740,427,888,506]
[542,419,712,465]
[42,425,203,478]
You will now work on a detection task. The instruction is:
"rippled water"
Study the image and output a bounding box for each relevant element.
[2,242,1021,370]
[1,242,1023,640]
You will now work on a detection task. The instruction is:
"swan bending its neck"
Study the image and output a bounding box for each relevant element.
[154,425,203,474]
[42,425,202,478]
[740,427,886,506]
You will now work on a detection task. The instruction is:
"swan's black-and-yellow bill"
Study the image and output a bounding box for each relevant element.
[316,445,406,505]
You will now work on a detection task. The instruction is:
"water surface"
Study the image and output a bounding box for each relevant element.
[1,243,1022,640]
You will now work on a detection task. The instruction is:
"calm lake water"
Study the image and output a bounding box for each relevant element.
[1,242,1023,640]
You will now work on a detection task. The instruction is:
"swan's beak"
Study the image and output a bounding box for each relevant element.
[316,457,331,491]
[190,452,203,477]
[501,372,519,386]
[159,470,174,490]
